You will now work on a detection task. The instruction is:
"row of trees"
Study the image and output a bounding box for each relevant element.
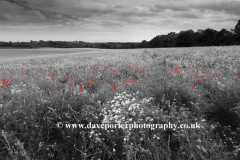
[140,19,240,48]
[1,20,240,49]
[0,41,140,49]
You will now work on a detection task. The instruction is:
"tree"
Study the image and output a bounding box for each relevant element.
[235,19,240,34]
[139,40,147,48]
[176,30,195,47]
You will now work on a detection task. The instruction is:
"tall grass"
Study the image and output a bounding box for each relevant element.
[0,46,240,159]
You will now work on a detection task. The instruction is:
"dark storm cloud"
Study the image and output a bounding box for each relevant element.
[191,1,240,15]
[151,0,240,16]
[0,1,46,22]
[1,0,239,42]
[2,0,239,28]
[174,11,202,19]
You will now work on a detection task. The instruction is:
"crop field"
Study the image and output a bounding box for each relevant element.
[0,46,240,159]
[0,48,106,61]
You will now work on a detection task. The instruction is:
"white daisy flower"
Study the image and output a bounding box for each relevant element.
[111,100,115,104]
[128,106,133,111]
[125,100,130,104]
[11,89,15,94]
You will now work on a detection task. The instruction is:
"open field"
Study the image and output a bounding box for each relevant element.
[0,46,240,159]
[0,48,109,61]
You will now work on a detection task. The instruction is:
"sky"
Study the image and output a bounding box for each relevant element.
[0,0,239,42]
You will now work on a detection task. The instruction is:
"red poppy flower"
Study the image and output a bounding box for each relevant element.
[132,84,134,86]
[144,74,146,76]
[197,80,200,82]
[49,72,51,74]
[135,80,137,82]
[40,72,42,74]
[56,85,59,87]
[135,70,137,73]
[207,75,210,77]
[52,78,55,81]
[12,74,15,76]
[106,79,108,81]
[143,69,145,72]
[128,79,130,82]
[195,76,198,78]
[124,79,126,82]
[113,87,116,90]
[128,65,131,67]
[191,85,195,88]
[71,75,74,77]
[24,73,26,75]
[36,81,38,83]
[67,79,69,81]
[170,71,172,74]
[72,88,74,90]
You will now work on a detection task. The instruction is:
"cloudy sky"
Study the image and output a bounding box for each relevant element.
[0,0,239,42]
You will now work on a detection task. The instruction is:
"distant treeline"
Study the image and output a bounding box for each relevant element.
[0,41,140,49]
[1,19,240,49]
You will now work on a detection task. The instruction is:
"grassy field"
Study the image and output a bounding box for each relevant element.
[0,46,240,160]
[0,48,107,61]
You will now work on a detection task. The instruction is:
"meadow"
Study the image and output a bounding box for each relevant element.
[0,46,240,160]
[0,48,106,61]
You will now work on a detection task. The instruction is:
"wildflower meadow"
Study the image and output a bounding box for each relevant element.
[0,47,240,160]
